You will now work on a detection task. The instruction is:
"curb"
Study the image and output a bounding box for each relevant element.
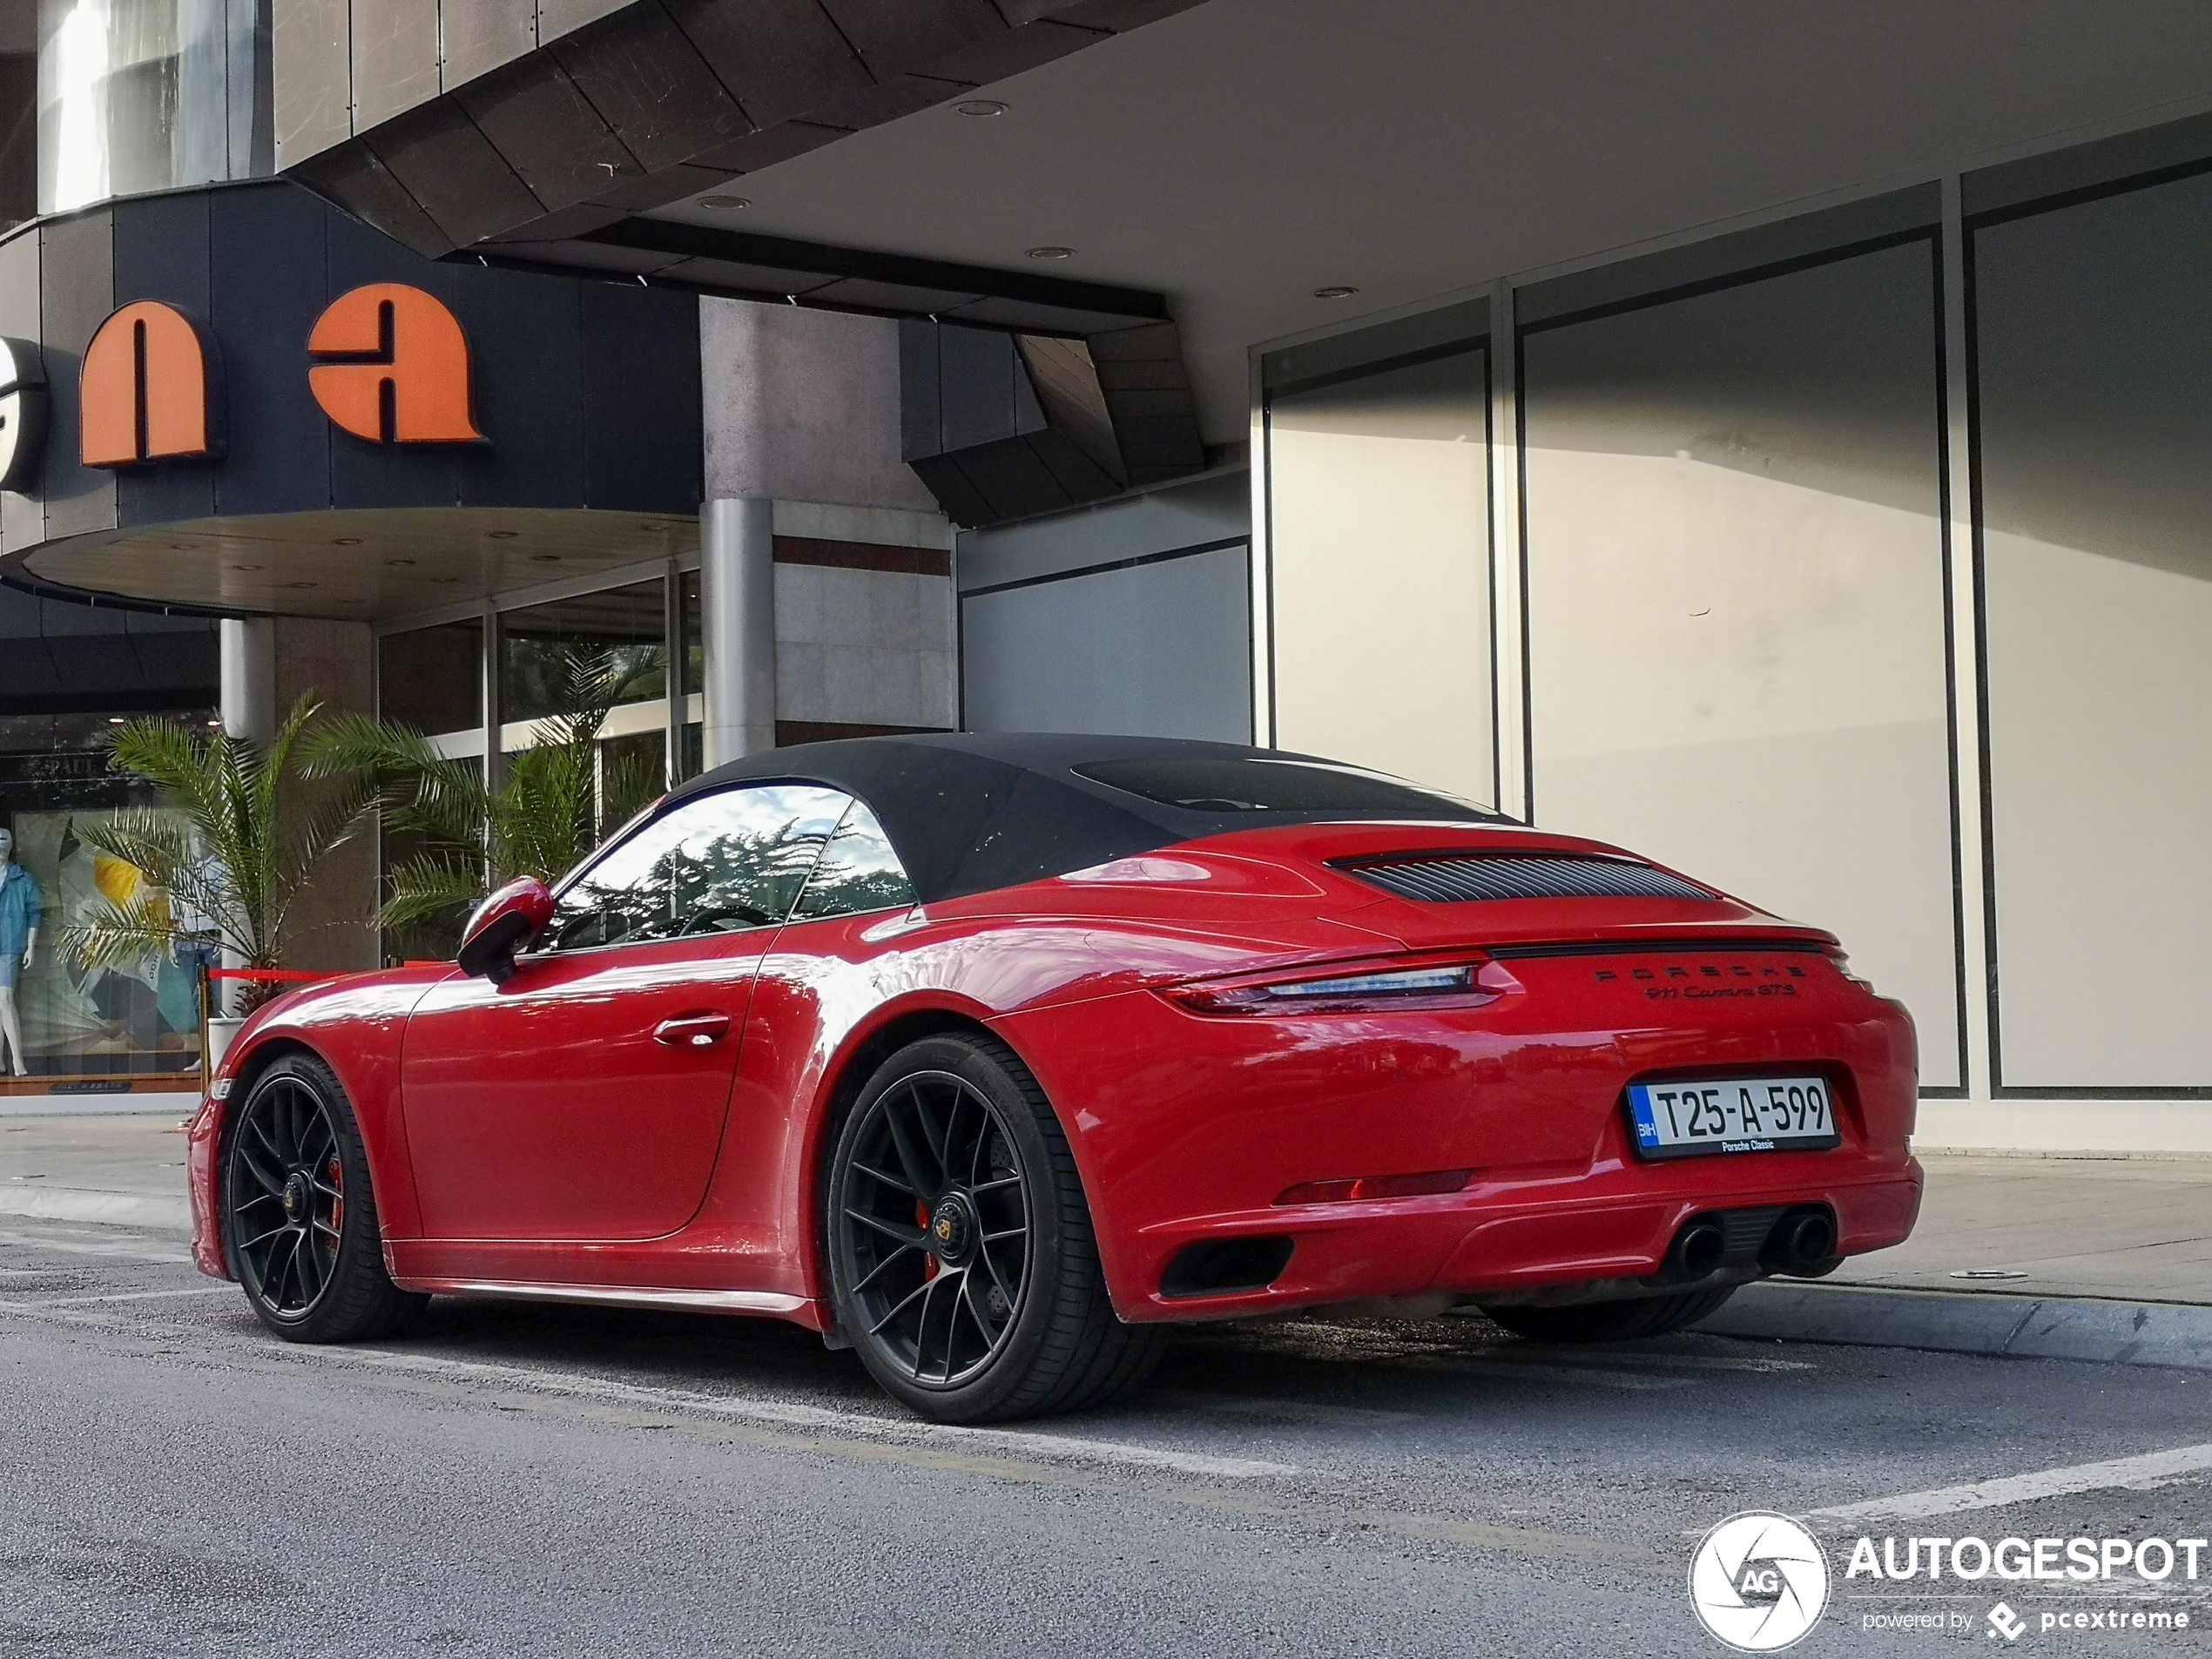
[0,1187,194,1232]
[1703,1281,2212,1372]
[0,1093,201,1119]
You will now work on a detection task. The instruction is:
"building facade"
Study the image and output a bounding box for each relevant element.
[5,1,2210,1149]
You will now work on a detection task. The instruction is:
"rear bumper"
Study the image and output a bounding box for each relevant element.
[1111,1158,1921,1322]
[992,948,1921,1324]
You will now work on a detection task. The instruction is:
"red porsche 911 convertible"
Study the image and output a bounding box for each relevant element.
[188,734,1921,1421]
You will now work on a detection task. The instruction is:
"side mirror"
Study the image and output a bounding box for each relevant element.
[456,877,556,984]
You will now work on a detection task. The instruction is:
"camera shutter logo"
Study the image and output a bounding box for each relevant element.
[307,283,483,445]
[1689,1512,1830,1652]
[0,338,48,492]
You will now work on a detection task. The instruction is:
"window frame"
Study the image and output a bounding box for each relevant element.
[529,780,855,960]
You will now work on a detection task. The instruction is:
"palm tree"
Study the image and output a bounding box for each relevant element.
[302,652,664,948]
[58,696,384,1015]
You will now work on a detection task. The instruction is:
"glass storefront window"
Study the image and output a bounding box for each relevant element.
[500,578,667,727]
[378,618,482,739]
[37,0,272,214]
[0,710,217,1080]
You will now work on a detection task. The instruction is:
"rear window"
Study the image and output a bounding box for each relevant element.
[1073,757,1496,818]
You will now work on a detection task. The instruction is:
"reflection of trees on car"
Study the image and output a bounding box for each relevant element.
[552,819,825,950]
[546,791,917,953]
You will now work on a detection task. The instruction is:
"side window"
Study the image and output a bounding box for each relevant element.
[545,785,850,952]
[792,798,917,922]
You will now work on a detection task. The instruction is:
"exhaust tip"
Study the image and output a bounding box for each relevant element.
[1764,1206,1838,1275]
[1671,1220,1727,1280]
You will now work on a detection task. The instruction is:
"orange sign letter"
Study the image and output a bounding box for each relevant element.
[81,301,219,467]
[307,284,483,444]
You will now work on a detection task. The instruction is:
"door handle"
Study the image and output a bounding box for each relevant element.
[653,1011,732,1048]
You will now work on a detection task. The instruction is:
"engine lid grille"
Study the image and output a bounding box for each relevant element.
[1335,852,1714,905]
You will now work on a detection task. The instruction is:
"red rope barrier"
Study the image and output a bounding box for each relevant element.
[206,968,333,983]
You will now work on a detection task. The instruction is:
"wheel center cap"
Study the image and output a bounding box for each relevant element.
[282,1171,309,1220]
[928,1192,974,1264]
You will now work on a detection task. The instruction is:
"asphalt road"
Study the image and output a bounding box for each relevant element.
[3,1211,2210,1658]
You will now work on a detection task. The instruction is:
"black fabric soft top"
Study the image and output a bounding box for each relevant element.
[660,732,1498,906]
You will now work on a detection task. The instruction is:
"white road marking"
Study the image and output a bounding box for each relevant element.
[16,1286,230,1307]
[1812,1442,2212,1522]
[0,1229,191,1264]
[283,1345,1299,1480]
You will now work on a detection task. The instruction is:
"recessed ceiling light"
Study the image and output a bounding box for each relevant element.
[107,717,126,725]
[169,543,194,551]
[529,553,561,563]
[698,195,751,212]
[429,577,462,585]
[1027,246,1075,260]
[384,557,416,568]
[286,580,319,590]
[229,563,263,573]
[1312,286,1360,300]
[334,536,363,546]
[488,529,519,540]
[641,522,669,532]
[954,99,1008,118]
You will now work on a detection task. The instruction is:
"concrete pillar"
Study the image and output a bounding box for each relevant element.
[700,496,776,767]
[219,617,276,743]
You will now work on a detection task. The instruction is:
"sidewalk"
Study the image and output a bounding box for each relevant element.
[5,1117,2210,1366]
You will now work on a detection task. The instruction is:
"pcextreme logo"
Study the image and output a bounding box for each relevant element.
[69,283,479,474]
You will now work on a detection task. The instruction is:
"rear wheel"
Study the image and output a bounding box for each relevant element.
[827,1034,1163,1422]
[222,1053,426,1343]
[1478,1286,1737,1344]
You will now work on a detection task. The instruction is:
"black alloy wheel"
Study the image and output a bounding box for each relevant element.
[228,1069,343,1320]
[222,1054,426,1342]
[839,1068,1030,1386]
[827,1035,1163,1422]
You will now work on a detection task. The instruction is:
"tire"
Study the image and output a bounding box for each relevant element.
[221,1052,428,1343]
[1478,1286,1737,1344]
[826,1033,1164,1423]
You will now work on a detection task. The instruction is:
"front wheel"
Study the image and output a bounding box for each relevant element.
[221,1052,427,1343]
[826,1034,1163,1422]
[1478,1286,1737,1344]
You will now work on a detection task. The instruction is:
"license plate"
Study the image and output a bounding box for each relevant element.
[1626,1075,1839,1159]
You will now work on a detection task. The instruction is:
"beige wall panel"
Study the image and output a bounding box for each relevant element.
[1983,530,2212,1085]
[702,300,940,514]
[273,0,355,165]
[352,0,445,132]
[536,0,630,44]
[443,0,541,89]
[1526,451,1959,1086]
[1268,350,1494,806]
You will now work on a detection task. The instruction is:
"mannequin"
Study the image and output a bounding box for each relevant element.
[0,827,42,1078]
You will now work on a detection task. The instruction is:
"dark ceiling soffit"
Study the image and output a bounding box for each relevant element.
[574,218,1168,326]
[284,0,1212,265]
